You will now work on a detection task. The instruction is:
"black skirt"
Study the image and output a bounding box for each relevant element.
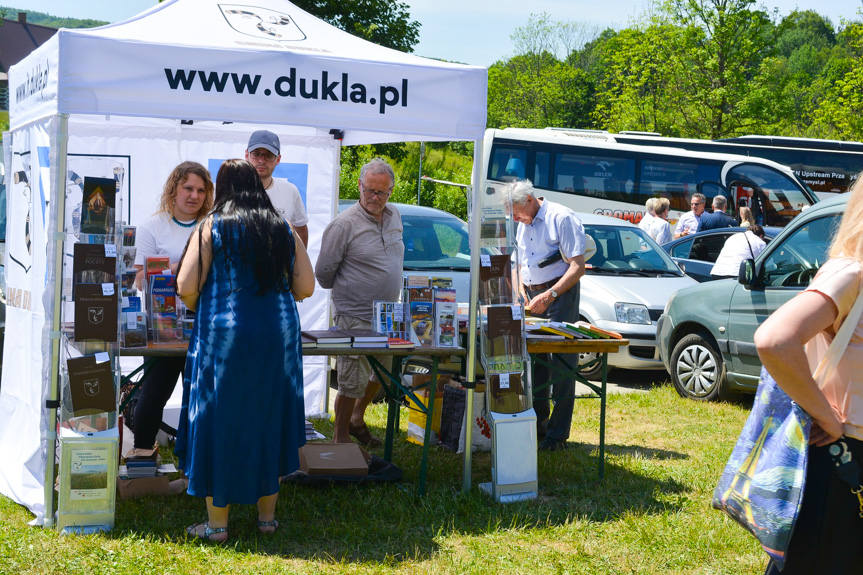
[765,436,863,574]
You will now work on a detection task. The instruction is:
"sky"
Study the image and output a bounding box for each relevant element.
[9,0,863,66]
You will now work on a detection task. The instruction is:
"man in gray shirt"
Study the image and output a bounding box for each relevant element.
[315,158,404,445]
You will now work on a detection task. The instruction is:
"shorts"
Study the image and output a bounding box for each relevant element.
[334,315,393,399]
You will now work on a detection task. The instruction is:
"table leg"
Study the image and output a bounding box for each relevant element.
[599,353,607,480]
[418,357,439,497]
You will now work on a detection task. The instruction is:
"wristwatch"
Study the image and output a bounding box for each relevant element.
[549,289,558,299]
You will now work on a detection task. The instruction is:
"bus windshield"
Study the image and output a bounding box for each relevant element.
[726,163,813,228]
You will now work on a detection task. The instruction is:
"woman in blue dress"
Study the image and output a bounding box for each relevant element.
[176,159,315,542]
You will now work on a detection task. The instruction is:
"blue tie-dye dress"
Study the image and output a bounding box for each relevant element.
[176,215,305,507]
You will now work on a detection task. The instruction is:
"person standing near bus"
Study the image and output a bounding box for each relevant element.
[638,198,657,232]
[674,193,706,238]
[503,179,587,451]
[699,195,736,231]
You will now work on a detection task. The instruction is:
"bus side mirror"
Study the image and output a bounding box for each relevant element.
[738,259,760,287]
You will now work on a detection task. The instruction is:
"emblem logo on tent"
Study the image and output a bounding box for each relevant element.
[220,5,307,42]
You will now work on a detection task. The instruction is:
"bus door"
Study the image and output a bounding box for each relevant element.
[727,180,767,225]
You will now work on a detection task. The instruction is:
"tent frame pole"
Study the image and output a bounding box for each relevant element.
[462,137,483,492]
[43,113,70,528]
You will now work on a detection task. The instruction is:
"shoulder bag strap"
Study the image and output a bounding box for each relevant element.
[812,283,863,383]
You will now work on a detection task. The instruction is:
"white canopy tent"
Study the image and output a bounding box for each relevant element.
[2,0,486,524]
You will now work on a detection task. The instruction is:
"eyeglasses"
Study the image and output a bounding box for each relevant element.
[249,149,278,162]
[691,202,703,206]
[360,182,392,199]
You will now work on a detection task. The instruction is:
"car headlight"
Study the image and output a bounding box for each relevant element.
[615,302,651,325]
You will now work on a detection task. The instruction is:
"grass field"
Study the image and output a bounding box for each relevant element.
[0,384,766,574]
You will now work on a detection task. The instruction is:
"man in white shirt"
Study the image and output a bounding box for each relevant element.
[638,197,657,232]
[674,192,706,239]
[502,179,587,451]
[245,130,310,246]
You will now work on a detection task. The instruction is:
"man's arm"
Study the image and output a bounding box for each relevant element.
[314,221,347,289]
[293,224,309,248]
[526,255,585,316]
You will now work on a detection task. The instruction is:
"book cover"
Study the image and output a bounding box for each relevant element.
[406,275,430,288]
[74,284,118,342]
[434,302,457,347]
[409,300,434,347]
[146,256,171,275]
[121,311,147,348]
[66,354,116,414]
[72,243,117,299]
[301,335,316,348]
[373,301,408,338]
[149,275,177,314]
[387,337,415,349]
[301,329,352,344]
[433,288,457,303]
[431,276,453,289]
[80,176,117,235]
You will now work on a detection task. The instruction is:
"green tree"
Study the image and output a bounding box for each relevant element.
[291,0,420,52]
[813,22,863,139]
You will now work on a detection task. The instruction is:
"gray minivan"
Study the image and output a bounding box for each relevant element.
[657,194,846,400]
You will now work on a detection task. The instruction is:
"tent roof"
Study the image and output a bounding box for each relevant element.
[9,0,487,144]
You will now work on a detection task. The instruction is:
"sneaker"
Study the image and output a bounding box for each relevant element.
[538,437,566,451]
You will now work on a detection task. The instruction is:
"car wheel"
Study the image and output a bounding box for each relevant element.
[670,332,726,401]
[577,351,604,380]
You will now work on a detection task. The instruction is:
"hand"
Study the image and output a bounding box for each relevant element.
[527,291,552,315]
[810,414,844,447]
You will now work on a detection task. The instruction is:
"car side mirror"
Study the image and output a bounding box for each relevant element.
[738,259,759,287]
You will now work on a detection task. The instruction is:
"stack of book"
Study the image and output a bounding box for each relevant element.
[526,319,623,340]
[343,328,388,348]
[122,450,159,478]
[387,337,415,349]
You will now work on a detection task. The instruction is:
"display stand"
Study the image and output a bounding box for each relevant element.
[55,170,126,533]
[476,191,538,503]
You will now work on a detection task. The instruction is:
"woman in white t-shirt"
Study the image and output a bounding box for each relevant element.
[638,197,657,232]
[127,162,214,458]
[710,225,766,279]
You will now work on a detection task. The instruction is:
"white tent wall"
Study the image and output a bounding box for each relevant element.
[3,0,487,523]
[0,119,53,520]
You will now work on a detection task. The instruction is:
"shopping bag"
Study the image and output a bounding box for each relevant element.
[712,367,811,570]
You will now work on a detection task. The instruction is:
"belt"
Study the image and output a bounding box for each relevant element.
[524,276,562,292]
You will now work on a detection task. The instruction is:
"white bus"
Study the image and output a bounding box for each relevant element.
[483,128,819,228]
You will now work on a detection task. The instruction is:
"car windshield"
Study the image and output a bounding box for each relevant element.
[402,212,471,271]
[584,224,683,275]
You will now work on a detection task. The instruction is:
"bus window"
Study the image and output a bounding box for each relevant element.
[553,151,635,201]
[726,163,813,227]
[489,146,527,181]
[640,160,722,211]
[533,151,551,189]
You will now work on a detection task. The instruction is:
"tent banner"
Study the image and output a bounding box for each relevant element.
[0,119,53,517]
[7,39,59,131]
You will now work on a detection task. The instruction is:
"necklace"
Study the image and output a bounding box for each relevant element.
[172,216,197,228]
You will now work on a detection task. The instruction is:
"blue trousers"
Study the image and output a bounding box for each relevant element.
[525,282,579,441]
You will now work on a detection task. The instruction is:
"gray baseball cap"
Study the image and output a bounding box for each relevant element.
[247,130,280,156]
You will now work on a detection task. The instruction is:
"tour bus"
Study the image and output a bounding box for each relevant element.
[609,132,863,199]
[483,128,819,228]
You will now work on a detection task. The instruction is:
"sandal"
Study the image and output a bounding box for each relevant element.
[186,522,228,543]
[257,519,279,534]
[349,422,382,447]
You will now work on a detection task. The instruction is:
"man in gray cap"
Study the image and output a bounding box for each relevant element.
[245,130,310,246]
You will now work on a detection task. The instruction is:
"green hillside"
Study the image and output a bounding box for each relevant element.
[0,6,107,28]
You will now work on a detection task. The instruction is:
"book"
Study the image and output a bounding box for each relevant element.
[406,275,430,288]
[433,288,457,303]
[301,329,352,344]
[74,283,119,342]
[301,335,316,349]
[387,337,415,349]
[66,354,116,415]
[408,288,434,346]
[434,302,457,347]
[149,274,181,343]
[574,321,622,339]
[72,243,117,300]
[80,176,117,235]
[431,276,453,289]
[146,256,170,275]
[536,324,578,339]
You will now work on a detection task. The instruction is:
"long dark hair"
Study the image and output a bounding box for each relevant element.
[179,159,294,295]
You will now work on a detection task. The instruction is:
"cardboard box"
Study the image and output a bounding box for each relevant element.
[298,443,370,477]
[116,474,170,499]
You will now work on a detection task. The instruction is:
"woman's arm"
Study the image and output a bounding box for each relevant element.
[754,290,844,445]
[176,218,214,312]
[291,229,315,300]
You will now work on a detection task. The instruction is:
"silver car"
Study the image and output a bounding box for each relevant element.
[576,213,698,377]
